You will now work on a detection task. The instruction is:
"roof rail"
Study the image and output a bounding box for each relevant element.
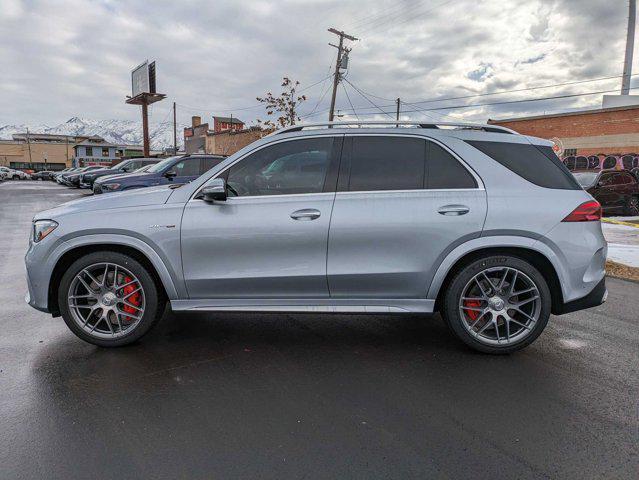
[272,121,518,136]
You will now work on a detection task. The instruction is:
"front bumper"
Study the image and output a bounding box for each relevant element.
[554,277,607,315]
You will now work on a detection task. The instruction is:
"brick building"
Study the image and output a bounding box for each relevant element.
[213,116,244,133]
[488,105,639,157]
[184,116,268,156]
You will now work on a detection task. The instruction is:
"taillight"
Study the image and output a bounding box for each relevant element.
[562,200,602,222]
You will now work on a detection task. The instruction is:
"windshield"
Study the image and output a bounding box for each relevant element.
[572,171,599,187]
[147,156,181,173]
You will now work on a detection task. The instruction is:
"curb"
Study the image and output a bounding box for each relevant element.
[602,218,639,229]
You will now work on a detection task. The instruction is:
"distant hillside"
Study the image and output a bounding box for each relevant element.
[0,117,187,150]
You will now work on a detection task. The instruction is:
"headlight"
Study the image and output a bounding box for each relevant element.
[33,220,58,243]
[103,183,121,191]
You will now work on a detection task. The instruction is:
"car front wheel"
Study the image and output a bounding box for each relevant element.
[58,251,164,347]
[625,196,639,216]
[442,255,551,354]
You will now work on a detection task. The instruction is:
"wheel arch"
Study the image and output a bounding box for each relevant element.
[430,244,564,315]
[47,241,179,316]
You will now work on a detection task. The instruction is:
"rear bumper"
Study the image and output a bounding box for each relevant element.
[554,277,607,315]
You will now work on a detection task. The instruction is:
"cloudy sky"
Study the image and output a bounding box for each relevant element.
[0,0,635,127]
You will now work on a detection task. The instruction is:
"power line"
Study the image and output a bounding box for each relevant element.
[343,78,395,119]
[341,87,635,116]
[338,73,638,111]
[356,0,460,36]
[341,82,360,121]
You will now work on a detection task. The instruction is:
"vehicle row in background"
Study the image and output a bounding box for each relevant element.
[93,154,225,194]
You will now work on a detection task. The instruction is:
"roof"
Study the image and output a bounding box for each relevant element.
[488,104,639,124]
[74,139,118,147]
[213,116,244,124]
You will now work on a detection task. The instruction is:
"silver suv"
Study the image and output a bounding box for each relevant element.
[25,122,607,354]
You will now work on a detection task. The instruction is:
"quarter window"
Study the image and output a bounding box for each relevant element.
[427,142,477,189]
[226,138,334,196]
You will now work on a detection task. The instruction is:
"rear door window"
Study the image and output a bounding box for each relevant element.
[467,141,581,190]
[347,136,425,191]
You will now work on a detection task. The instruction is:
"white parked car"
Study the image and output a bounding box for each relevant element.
[0,166,29,180]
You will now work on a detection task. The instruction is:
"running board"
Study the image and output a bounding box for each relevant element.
[170,298,435,314]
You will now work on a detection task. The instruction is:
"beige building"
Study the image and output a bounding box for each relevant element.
[0,133,82,170]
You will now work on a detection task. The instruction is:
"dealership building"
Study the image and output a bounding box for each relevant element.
[488,104,639,158]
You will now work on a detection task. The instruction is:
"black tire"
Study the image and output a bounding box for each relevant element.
[58,251,165,347]
[12,175,19,180]
[442,255,552,354]
[625,196,639,216]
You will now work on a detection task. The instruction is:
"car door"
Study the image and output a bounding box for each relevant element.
[592,172,621,214]
[181,136,342,299]
[327,135,486,298]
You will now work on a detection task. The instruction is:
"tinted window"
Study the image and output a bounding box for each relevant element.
[173,158,202,176]
[199,157,224,174]
[622,155,634,170]
[575,156,588,169]
[467,141,581,190]
[619,173,636,185]
[348,136,425,191]
[427,142,476,189]
[227,138,333,196]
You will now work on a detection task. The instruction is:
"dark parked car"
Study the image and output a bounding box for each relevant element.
[572,170,639,216]
[80,158,159,189]
[94,154,225,194]
[31,170,56,181]
[63,166,105,188]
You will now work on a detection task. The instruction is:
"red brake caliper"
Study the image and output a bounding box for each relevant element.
[463,300,481,322]
[121,275,140,321]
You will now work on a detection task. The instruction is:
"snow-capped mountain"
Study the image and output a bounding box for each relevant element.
[0,117,187,150]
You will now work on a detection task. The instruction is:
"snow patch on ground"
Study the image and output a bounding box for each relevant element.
[602,221,639,268]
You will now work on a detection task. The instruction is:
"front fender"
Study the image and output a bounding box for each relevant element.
[48,234,181,300]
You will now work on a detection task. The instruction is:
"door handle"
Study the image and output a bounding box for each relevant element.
[290,208,321,221]
[438,204,470,216]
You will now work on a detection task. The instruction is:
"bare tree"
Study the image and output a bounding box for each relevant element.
[256,77,307,129]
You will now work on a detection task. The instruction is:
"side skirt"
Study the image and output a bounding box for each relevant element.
[170,298,435,314]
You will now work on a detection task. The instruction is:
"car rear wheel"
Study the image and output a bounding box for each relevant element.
[625,196,639,216]
[442,255,551,354]
[58,251,164,347]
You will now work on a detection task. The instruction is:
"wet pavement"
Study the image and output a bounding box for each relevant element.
[0,181,637,479]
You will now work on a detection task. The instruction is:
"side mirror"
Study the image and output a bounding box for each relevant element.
[200,178,227,202]
[164,170,177,180]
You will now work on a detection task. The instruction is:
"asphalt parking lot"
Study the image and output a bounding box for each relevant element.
[0,180,637,479]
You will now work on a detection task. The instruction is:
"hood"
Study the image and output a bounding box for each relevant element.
[83,168,115,177]
[96,172,154,185]
[34,185,175,220]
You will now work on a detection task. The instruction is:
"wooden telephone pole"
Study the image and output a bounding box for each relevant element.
[328,28,358,122]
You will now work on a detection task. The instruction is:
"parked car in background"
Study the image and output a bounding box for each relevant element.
[55,168,77,183]
[0,166,29,180]
[93,154,225,194]
[572,169,639,216]
[80,158,159,189]
[27,121,607,355]
[64,166,107,188]
[31,170,56,181]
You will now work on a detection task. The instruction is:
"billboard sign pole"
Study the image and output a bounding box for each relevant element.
[126,60,165,157]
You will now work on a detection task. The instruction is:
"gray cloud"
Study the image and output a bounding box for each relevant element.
[0,0,632,126]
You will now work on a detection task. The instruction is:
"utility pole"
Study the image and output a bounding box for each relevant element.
[622,0,636,95]
[328,28,358,122]
[173,101,177,154]
[26,128,33,167]
[396,98,401,126]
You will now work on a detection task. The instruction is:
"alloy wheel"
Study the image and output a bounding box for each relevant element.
[459,266,541,346]
[67,262,145,339]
